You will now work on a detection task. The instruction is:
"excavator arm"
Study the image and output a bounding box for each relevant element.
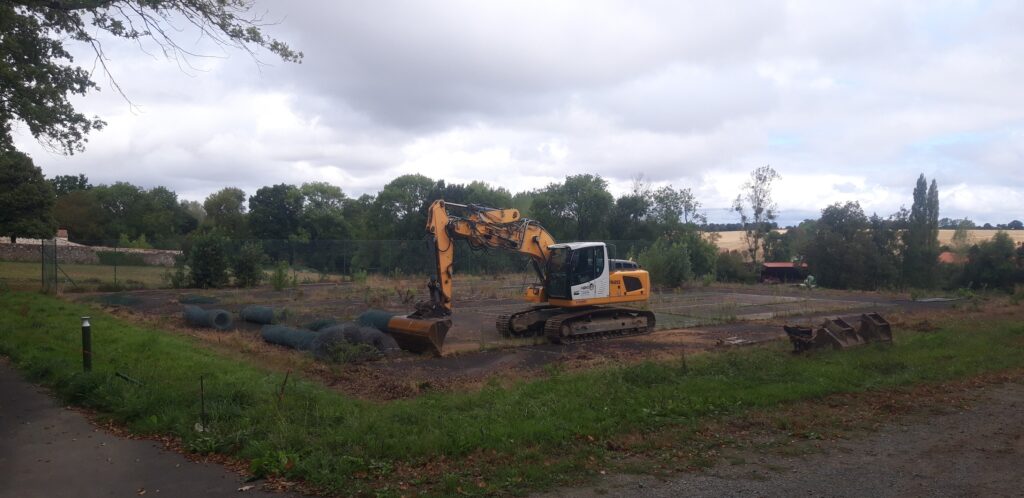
[416,200,557,317]
[373,200,556,355]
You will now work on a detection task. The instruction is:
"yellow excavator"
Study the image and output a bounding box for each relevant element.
[367,200,655,354]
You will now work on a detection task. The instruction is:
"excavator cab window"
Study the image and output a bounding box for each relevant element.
[570,246,604,285]
[546,247,571,299]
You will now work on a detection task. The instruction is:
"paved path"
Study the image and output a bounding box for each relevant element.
[0,360,299,498]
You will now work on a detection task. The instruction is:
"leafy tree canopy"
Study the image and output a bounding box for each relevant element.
[530,174,614,241]
[0,149,57,242]
[249,183,304,241]
[1,1,300,154]
[49,173,91,196]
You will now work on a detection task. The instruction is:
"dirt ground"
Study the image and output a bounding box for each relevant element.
[66,281,956,401]
[541,379,1024,498]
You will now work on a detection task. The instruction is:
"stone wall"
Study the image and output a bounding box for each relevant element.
[0,242,181,267]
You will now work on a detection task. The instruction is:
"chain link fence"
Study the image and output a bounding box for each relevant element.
[0,238,654,293]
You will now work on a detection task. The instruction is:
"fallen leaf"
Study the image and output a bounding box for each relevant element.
[237,485,255,492]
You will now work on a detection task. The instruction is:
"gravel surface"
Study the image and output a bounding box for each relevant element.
[540,382,1024,498]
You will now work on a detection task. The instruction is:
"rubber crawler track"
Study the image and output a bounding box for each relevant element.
[543,307,656,344]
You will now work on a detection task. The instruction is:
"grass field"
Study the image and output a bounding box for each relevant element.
[2,291,1023,496]
[0,260,169,290]
[0,261,348,292]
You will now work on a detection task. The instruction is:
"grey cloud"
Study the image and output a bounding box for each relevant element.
[10,0,1024,225]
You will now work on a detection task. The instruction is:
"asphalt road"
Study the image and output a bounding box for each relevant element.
[0,360,299,498]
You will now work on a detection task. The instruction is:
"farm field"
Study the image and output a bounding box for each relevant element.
[710,229,1024,253]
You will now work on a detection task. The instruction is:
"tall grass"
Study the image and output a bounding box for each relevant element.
[1,291,1022,495]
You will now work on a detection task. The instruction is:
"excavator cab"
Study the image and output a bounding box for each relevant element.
[545,243,610,301]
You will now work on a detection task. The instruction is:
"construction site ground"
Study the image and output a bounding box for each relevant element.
[66,280,958,401]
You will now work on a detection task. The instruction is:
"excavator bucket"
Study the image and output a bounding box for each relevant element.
[358,309,450,355]
[858,312,893,343]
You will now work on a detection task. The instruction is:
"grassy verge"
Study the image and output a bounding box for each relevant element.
[1,291,1023,496]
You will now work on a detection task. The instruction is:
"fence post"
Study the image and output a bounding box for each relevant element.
[81,316,92,372]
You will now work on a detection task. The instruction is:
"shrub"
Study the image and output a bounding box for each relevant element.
[117,233,152,249]
[956,232,1020,292]
[270,261,290,291]
[638,237,693,287]
[163,257,189,289]
[188,231,230,288]
[232,242,266,288]
[716,250,757,283]
[351,269,368,284]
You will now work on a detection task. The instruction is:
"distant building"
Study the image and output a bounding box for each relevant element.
[937,251,966,264]
[760,262,808,283]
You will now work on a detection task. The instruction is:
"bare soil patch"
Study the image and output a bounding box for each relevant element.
[65,280,952,401]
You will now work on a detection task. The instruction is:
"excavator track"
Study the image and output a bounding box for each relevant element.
[495,305,557,338]
[543,307,656,344]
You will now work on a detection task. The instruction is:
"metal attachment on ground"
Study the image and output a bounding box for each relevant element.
[858,312,893,343]
[784,313,894,352]
[820,317,865,349]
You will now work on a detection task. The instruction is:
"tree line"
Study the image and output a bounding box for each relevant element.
[2,149,1022,291]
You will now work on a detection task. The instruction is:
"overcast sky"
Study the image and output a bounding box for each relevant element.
[12,0,1024,226]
